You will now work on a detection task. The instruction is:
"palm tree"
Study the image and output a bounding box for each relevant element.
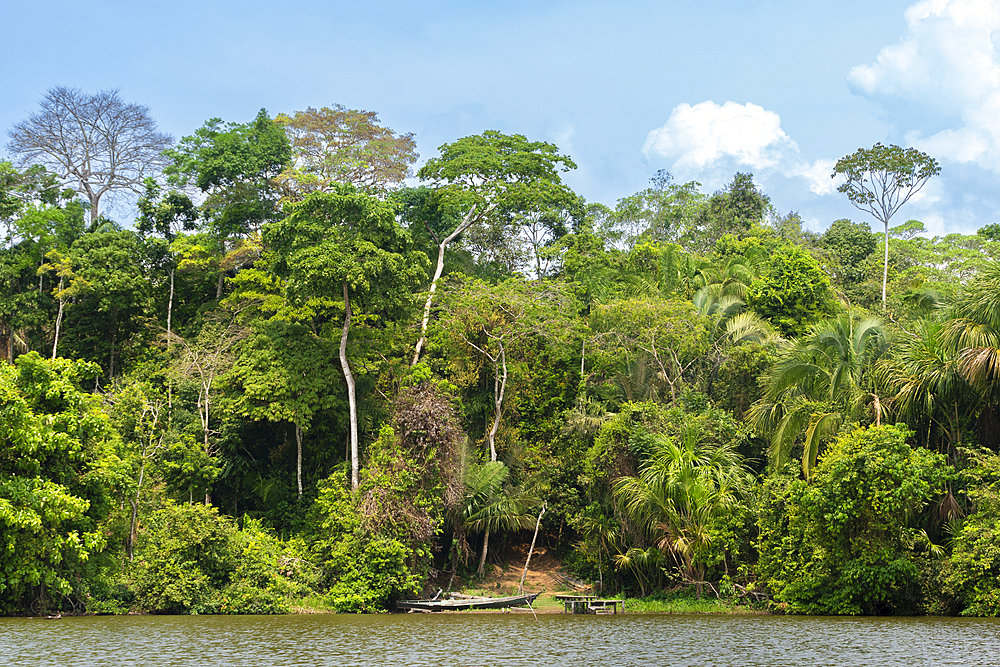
[692,251,759,301]
[942,261,1000,442]
[613,426,751,594]
[879,318,977,456]
[748,310,888,476]
[450,460,537,577]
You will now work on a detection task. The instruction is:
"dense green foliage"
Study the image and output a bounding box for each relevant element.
[4,102,1000,617]
[757,425,949,614]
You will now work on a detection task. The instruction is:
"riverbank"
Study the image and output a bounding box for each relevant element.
[291,591,762,615]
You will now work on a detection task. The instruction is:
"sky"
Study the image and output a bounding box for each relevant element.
[2,0,998,237]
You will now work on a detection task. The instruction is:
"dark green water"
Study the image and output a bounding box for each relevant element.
[2,613,998,666]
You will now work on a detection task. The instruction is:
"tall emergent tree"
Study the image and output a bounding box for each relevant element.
[7,87,173,224]
[164,109,291,240]
[411,131,577,365]
[265,185,426,489]
[275,105,418,198]
[832,143,940,310]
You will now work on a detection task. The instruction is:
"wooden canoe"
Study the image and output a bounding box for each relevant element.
[396,592,540,612]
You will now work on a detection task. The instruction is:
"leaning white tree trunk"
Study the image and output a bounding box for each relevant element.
[519,503,546,593]
[412,202,496,367]
[341,283,359,490]
[167,267,175,413]
[51,277,64,361]
[881,221,889,310]
[486,345,508,463]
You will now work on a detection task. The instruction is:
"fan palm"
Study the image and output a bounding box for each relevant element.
[943,262,1000,402]
[451,460,537,576]
[940,261,1000,445]
[879,318,977,455]
[748,310,888,476]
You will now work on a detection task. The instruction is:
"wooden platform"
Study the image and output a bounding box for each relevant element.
[553,594,624,614]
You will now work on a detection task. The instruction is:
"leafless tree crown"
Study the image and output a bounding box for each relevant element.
[7,86,173,222]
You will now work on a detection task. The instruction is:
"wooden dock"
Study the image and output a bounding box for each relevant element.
[553,594,624,614]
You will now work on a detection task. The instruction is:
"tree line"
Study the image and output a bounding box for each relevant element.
[1,86,999,617]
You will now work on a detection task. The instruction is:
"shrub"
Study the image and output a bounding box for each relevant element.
[756,425,951,614]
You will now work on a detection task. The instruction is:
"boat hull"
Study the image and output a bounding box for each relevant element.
[396,593,540,612]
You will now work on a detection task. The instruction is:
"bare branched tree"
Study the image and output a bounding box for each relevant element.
[7,86,173,224]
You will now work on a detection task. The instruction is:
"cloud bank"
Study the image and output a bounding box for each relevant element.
[849,0,1000,171]
[642,100,837,195]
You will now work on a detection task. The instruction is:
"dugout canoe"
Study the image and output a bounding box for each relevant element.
[395,592,540,612]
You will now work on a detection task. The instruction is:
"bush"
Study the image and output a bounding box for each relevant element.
[756,425,951,614]
[130,502,314,614]
[941,449,1000,616]
[309,471,422,612]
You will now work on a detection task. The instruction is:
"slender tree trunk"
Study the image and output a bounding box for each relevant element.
[109,316,117,378]
[341,283,359,490]
[216,270,225,300]
[167,267,175,343]
[128,458,146,561]
[412,203,495,366]
[519,503,546,593]
[486,346,507,463]
[201,385,211,450]
[477,529,490,576]
[882,221,889,310]
[167,268,174,414]
[447,540,458,592]
[51,280,64,361]
[295,421,303,498]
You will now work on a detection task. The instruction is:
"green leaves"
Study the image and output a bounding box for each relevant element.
[266,185,426,317]
[612,425,751,586]
[746,243,836,338]
[834,143,941,211]
[0,353,121,613]
[757,424,951,614]
[832,142,940,308]
[165,110,291,238]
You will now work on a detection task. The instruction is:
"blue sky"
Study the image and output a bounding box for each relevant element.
[3,0,997,236]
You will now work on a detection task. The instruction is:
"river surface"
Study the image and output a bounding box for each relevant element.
[2,613,998,666]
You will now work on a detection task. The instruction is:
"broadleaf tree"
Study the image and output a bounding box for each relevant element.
[264,185,426,489]
[832,143,940,310]
[411,131,577,365]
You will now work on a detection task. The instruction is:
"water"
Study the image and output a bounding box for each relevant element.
[2,613,999,666]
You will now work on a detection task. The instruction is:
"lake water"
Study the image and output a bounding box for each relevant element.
[2,613,999,666]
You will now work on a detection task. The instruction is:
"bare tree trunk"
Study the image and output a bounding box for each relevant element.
[167,267,175,343]
[167,268,174,414]
[295,421,303,498]
[109,319,117,378]
[412,203,495,366]
[447,528,461,591]
[477,529,490,576]
[216,270,225,300]
[519,503,546,593]
[128,458,147,561]
[882,221,889,310]
[51,277,64,361]
[341,283,359,490]
[486,346,507,462]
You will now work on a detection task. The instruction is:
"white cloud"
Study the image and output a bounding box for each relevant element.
[642,100,836,195]
[798,158,840,196]
[849,0,1000,170]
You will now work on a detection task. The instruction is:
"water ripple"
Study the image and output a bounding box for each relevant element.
[2,613,998,667]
